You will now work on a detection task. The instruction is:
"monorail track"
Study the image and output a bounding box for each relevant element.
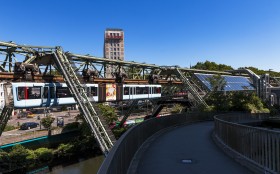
[0,72,183,84]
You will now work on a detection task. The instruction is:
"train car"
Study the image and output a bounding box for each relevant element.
[122,84,161,100]
[12,82,161,108]
[12,82,76,108]
[96,84,161,102]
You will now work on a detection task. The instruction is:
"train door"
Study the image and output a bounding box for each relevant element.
[42,85,49,107]
[129,87,134,100]
[133,87,136,99]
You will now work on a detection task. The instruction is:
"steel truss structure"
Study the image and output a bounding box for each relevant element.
[0,40,262,154]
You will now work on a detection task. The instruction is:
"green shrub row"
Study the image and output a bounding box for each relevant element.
[0,135,99,173]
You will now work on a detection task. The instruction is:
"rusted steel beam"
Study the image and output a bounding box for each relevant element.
[0,72,182,84]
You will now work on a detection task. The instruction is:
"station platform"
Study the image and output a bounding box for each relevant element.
[128,121,252,174]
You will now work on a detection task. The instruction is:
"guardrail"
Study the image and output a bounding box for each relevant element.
[98,112,216,174]
[214,113,280,174]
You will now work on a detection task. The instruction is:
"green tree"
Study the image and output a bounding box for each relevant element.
[46,69,61,75]
[97,104,118,124]
[192,61,233,71]
[207,74,227,91]
[41,115,55,136]
[205,74,230,111]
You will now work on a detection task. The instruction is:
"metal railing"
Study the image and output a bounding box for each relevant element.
[214,113,279,174]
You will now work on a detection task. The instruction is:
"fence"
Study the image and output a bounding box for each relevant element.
[214,113,279,174]
[98,112,215,174]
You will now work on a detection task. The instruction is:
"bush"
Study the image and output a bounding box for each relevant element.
[0,149,9,161]
[63,122,80,131]
[171,104,183,114]
[34,148,53,163]
[9,144,29,167]
[26,149,36,166]
[0,149,10,168]
[55,143,75,158]
[113,127,128,139]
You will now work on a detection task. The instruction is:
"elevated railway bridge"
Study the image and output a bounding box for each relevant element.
[0,41,280,172]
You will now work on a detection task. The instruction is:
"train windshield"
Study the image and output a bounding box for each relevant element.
[17,87,41,100]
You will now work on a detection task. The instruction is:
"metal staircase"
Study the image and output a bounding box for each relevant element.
[0,106,13,136]
[53,47,115,154]
[0,83,14,136]
[175,68,208,107]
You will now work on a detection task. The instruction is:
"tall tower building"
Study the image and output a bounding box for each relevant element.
[104,28,124,78]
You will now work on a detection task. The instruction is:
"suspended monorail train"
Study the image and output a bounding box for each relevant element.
[12,82,162,108]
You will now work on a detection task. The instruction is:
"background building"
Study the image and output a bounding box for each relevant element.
[0,83,4,109]
[104,28,124,78]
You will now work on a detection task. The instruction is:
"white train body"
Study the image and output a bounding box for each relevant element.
[12,82,161,108]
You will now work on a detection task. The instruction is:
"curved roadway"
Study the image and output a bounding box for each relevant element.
[128,121,252,174]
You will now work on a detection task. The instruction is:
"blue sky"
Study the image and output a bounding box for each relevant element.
[1,0,280,71]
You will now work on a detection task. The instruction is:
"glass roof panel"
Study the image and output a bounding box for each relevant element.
[194,73,255,91]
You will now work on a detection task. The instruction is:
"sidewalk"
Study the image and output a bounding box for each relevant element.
[129,122,252,174]
[0,128,62,145]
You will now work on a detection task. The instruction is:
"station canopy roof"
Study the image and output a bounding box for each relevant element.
[194,73,255,91]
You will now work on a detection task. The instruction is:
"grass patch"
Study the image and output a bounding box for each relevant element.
[4,125,17,132]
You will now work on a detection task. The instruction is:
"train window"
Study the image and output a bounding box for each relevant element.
[50,87,55,98]
[91,87,97,96]
[155,87,161,94]
[136,87,141,95]
[153,87,161,94]
[143,87,148,94]
[18,87,41,100]
[17,87,25,100]
[43,87,48,98]
[124,87,129,95]
[28,87,41,99]
[56,87,72,98]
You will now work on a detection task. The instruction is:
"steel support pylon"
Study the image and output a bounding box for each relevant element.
[53,47,115,154]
